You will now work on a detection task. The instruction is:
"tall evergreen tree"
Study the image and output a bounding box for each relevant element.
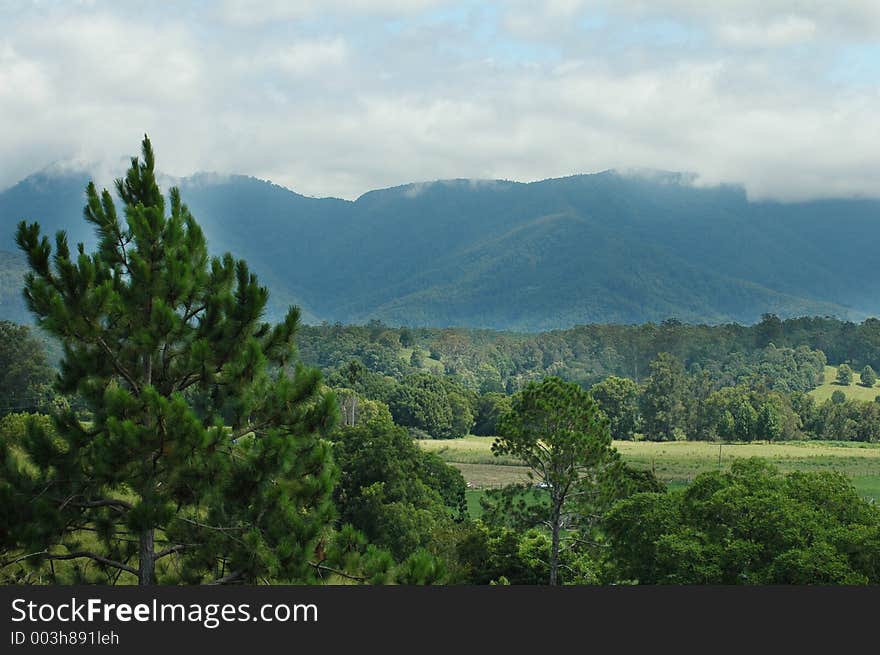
[493,377,614,585]
[4,136,338,585]
[860,365,877,388]
[641,353,687,441]
[591,375,641,440]
[755,313,784,348]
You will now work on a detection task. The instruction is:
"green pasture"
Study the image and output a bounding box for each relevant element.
[398,347,445,373]
[810,365,880,403]
[421,435,880,503]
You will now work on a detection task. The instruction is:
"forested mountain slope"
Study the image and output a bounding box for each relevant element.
[2,168,875,329]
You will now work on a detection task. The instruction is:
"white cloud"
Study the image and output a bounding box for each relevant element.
[503,1,880,45]
[0,43,51,113]
[717,16,817,48]
[270,38,350,76]
[2,1,880,203]
[218,0,447,25]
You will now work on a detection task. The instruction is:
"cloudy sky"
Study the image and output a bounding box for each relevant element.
[2,0,880,200]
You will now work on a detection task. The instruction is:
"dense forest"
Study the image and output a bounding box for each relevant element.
[291,315,880,443]
[2,139,879,588]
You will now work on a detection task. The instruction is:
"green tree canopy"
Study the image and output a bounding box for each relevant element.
[641,353,687,441]
[329,422,466,560]
[472,392,511,436]
[860,365,877,388]
[0,321,55,415]
[3,137,338,585]
[493,377,615,585]
[591,375,641,440]
[399,327,415,348]
[605,458,880,584]
[386,373,476,439]
[836,364,853,386]
[755,313,783,348]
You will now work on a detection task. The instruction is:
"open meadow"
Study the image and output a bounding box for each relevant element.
[419,436,880,506]
[810,365,880,402]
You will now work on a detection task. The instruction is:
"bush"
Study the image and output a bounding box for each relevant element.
[605,459,880,584]
[0,412,55,448]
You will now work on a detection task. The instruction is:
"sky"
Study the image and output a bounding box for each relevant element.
[2,0,880,201]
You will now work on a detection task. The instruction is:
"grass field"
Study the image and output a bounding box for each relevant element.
[398,347,445,373]
[852,475,880,501]
[810,365,880,403]
[420,435,880,502]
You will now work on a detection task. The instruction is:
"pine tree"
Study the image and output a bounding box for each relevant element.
[494,377,614,585]
[4,136,338,585]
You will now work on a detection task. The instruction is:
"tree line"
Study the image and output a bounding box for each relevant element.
[12,321,880,444]
[297,313,880,391]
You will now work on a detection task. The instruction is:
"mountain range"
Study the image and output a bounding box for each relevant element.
[1,167,878,331]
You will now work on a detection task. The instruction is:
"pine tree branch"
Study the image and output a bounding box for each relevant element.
[178,517,250,548]
[229,420,272,441]
[310,561,366,583]
[179,517,245,532]
[153,544,189,561]
[63,497,134,512]
[207,570,244,585]
[174,372,203,393]
[31,550,139,577]
[182,303,207,324]
[565,536,610,551]
[0,550,52,570]
[89,332,141,394]
[112,225,133,277]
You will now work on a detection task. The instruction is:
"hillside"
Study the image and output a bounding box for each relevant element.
[811,365,880,403]
[1,168,877,329]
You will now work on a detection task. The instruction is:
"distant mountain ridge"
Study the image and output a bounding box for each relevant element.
[1,166,877,330]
